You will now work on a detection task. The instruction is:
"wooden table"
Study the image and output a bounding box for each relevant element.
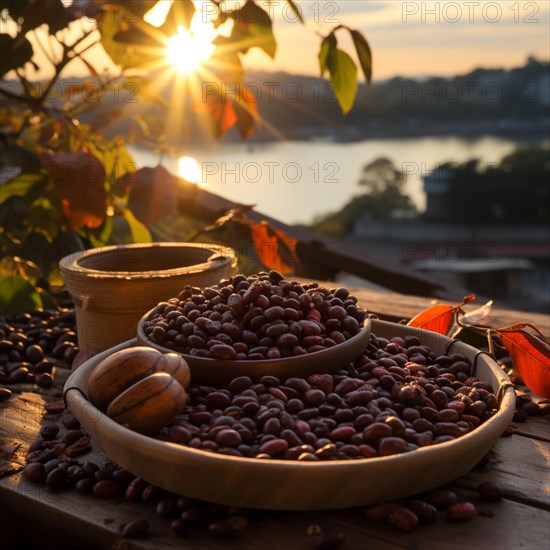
[1,286,549,550]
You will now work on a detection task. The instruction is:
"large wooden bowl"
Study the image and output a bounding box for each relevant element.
[64,320,515,511]
[136,309,372,384]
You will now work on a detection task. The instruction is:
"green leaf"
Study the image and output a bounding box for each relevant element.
[121,208,152,243]
[230,1,277,58]
[162,0,196,35]
[0,275,43,315]
[327,49,358,115]
[0,170,48,203]
[0,196,28,240]
[87,140,135,188]
[285,1,304,24]
[318,33,336,77]
[41,231,85,286]
[0,35,34,77]
[14,232,51,267]
[350,30,372,83]
[97,7,159,69]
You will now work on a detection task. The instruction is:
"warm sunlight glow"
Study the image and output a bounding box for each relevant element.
[178,156,201,183]
[166,22,216,75]
[144,0,173,27]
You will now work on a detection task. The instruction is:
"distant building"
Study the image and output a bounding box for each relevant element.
[423,169,451,220]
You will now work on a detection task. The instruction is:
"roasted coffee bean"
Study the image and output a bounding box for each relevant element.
[388,507,419,532]
[75,478,94,494]
[46,467,67,489]
[40,425,59,440]
[447,502,476,521]
[122,518,149,538]
[93,480,123,498]
[365,502,398,521]
[405,500,438,524]
[23,462,45,483]
[0,387,12,401]
[478,482,504,502]
[426,488,458,509]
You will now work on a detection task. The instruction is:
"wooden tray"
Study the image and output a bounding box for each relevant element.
[64,320,515,511]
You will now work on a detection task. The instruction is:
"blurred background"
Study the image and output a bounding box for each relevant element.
[1,1,549,313]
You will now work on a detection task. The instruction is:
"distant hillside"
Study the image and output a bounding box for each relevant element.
[3,57,548,143]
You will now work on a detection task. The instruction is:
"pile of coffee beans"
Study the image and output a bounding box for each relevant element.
[143,271,367,360]
[0,306,78,393]
[160,331,500,460]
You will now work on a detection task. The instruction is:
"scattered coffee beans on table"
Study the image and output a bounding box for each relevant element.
[143,271,367,360]
[0,306,78,388]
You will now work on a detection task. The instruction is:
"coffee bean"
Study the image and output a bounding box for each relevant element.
[93,479,123,498]
[447,502,476,521]
[478,482,504,502]
[405,500,438,524]
[122,518,149,538]
[23,462,45,483]
[426,488,458,509]
[46,467,67,489]
[388,507,419,532]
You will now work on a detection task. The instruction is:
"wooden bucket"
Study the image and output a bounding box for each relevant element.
[59,243,235,360]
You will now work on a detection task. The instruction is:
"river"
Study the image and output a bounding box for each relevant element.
[129,135,539,225]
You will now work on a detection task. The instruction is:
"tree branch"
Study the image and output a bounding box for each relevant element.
[38,29,97,104]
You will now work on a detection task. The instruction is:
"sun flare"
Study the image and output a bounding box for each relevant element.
[166,23,216,75]
[178,156,201,184]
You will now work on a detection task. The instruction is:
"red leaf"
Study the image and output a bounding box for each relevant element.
[408,295,475,335]
[126,166,179,225]
[250,221,298,274]
[498,324,550,398]
[40,150,106,231]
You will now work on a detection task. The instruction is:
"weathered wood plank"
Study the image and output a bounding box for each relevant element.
[322,491,550,550]
[456,434,550,510]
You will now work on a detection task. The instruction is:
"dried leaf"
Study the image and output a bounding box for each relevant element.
[408,295,476,335]
[497,324,550,399]
[39,151,106,230]
[202,205,255,233]
[250,221,298,274]
[0,442,21,456]
[459,300,493,326]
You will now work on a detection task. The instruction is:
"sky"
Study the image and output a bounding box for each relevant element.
[4,1,550,81]
[244,0,550,79]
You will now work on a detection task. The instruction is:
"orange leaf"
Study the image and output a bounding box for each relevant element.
[235,86,258,139]
[250,221,298,274]
[408,295,475,335]
[498,324,550,398]
[40,150,106,231]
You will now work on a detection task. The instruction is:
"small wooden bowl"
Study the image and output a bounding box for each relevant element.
[59,243,235,359]
[64,320,515,511]
[136,309,372,384]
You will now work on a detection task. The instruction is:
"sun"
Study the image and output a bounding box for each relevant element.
[166,24,216,75]
[178,156,201,184]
